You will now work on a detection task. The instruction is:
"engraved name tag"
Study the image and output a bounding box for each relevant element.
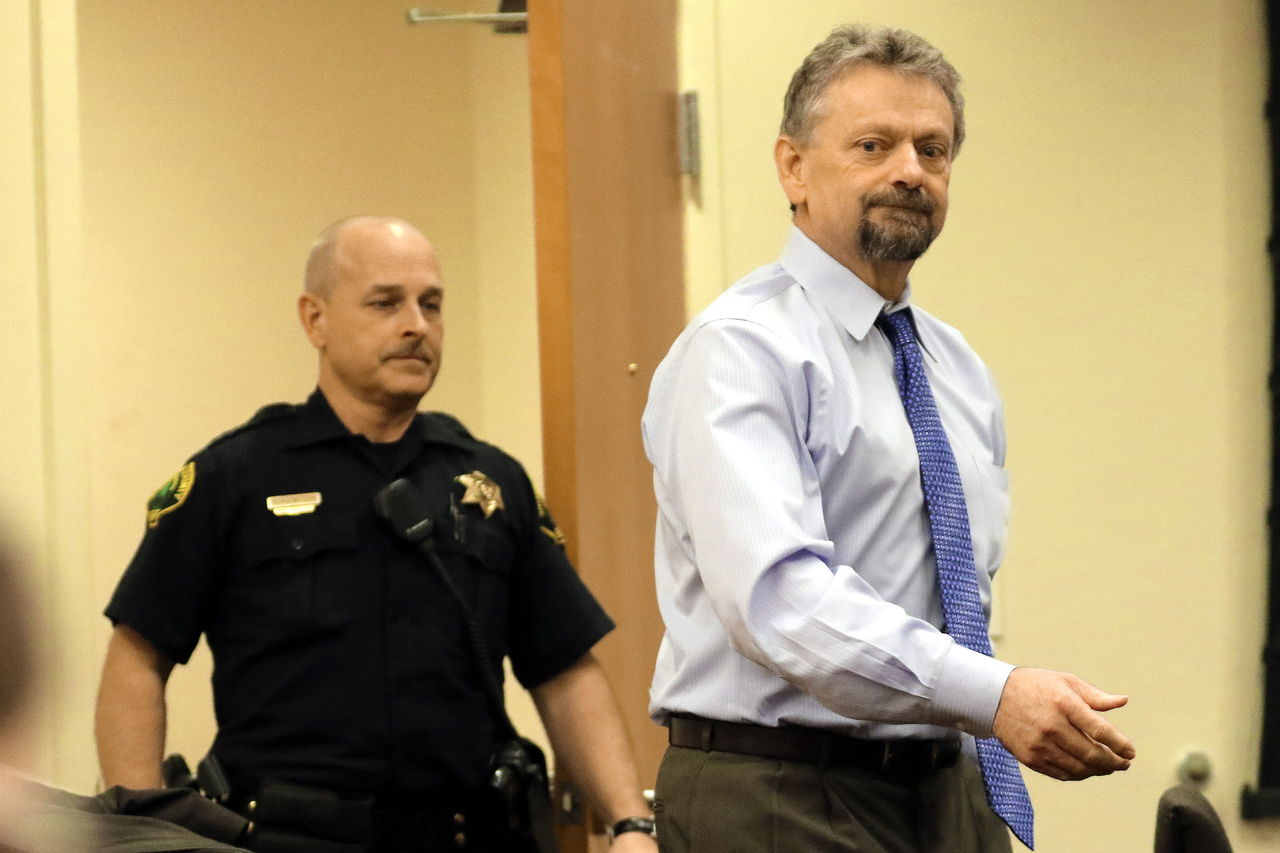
[266,492,323,517]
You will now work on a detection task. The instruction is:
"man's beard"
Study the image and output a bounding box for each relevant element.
[857,188,939,262]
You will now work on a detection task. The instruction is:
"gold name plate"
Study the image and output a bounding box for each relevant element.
[266,492,323,517]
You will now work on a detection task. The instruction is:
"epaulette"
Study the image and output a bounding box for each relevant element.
[421,411,476,441]
[205,402,299,450]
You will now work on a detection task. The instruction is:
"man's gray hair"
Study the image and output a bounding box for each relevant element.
[780,24,965,153]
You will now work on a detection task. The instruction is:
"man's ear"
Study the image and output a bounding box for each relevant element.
[774,135,807,210]
[298,292,327,349]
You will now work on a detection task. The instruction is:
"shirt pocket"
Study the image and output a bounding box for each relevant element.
[233,516,361,640]
[962,455,1010,582]
[446,517,517,653]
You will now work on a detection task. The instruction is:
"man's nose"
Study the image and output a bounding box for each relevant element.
[887,144,925,189]
[401,304,430,335]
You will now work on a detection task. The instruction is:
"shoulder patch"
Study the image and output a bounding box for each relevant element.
[535,489,567,547]
[146,462,196,529]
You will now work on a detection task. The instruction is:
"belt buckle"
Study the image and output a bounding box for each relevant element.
[928,741,941,771]
[879,741,894,773]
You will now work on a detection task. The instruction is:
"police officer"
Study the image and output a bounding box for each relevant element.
[94,216,658,853]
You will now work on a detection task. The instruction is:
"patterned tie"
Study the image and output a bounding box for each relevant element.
[878,308,1035,850]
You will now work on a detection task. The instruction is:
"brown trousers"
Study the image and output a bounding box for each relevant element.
[653,745,1013,853]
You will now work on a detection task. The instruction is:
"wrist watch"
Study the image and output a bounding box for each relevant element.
[608,816,657,842]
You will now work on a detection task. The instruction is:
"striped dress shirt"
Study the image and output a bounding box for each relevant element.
[643,227,1015,741]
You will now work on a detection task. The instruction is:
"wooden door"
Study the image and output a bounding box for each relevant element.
[528,0,683,848]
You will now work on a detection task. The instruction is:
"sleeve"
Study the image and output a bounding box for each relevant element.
[103,449,229,665]
[501,461,614,690]
[646,318,1010,735]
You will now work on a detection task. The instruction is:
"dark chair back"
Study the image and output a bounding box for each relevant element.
[1154,785,1233,853]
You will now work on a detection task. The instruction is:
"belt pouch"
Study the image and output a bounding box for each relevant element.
[248,780,373,851]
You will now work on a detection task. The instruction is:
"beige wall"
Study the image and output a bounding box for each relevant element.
[681,0,1279,850]
[4,0,92,786]
[0,0,52,779]
[7,0,544,791]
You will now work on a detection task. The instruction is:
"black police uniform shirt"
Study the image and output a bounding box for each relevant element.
[105,390,615,798]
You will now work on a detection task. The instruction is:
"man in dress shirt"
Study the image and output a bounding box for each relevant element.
[642,24,1136,852]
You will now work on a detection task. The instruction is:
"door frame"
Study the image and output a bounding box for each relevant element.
[528,0,683,847]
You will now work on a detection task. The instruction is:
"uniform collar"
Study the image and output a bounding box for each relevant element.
[778,226,914,342]
[288,389,473,452]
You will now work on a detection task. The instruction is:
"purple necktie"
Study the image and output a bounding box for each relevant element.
[879,308,1035,850]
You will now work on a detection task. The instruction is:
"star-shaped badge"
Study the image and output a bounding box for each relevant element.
[455,471,505,518]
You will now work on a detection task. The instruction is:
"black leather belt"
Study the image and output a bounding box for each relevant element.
[669,715,960,778]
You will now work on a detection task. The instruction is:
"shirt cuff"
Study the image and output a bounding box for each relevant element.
[926,644,1015,738]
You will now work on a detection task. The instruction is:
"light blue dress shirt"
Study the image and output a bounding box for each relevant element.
[643,227,1015,741]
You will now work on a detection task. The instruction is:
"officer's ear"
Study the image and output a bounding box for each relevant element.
[298,291,328,349]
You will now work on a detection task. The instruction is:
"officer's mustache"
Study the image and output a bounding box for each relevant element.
[383,343,433,362]
[863,188,935,215]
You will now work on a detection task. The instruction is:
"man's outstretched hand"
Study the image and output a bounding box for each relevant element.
[992,668,1136,781]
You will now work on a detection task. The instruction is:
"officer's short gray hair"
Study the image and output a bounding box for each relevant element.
[304,215,417,296]
[780,24,965,153]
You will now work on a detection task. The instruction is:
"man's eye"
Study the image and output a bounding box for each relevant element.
[859,141,880,153]
[921,145,944,158]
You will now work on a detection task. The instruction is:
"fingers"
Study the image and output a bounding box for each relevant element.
[1033,709,1129,777]
[1017,723,1127,781]
[1068,704,1137,762]
[1006,713,1121,781]
[993,668,1136,781]
[1065,677,1137,761]
[1061,723,1131,775]
[1084,691,1129,712]
[1048,690,1133,774]
[1014,737,1086,781]
[1023,740,1116,782]
[1067,673,1130,713]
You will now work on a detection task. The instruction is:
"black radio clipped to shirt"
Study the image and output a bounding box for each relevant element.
[375,478,559,853]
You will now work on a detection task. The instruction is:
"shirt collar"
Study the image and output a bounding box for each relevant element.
[286,389,472,452]
[778,226,913,341]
